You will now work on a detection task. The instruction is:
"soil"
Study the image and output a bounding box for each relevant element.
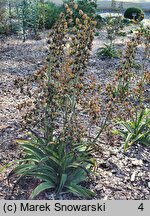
[0,23,150,200]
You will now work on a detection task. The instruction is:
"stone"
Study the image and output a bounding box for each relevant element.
[110,149,118,155]
[137,172,143,177]
[131,171,137,182]
[131,158,143,166]
[112,169,118,174]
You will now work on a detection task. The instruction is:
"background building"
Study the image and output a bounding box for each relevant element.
[97,0,150,11]
[49,0,150,11]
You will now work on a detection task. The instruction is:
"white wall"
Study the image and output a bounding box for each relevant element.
[48,0,63,4]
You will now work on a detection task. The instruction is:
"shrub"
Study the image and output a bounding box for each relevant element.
[123,18,132,26]
[0,0,9,34]
[17,0,33,41]
[124,7,144,22]
[95,31,100,36]
[0,21,16,35]
[0,25,4,34]
[38,2,63,29]
[95,14,103,29]
[77,0,97,18]
[64,0,97,23]
[0,0,6,23]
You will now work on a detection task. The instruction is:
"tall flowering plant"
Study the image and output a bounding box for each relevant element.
[12,1,99,199]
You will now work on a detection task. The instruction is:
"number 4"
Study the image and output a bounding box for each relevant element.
[138,203,144,211]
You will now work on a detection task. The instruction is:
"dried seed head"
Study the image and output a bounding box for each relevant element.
[79,10,84,16]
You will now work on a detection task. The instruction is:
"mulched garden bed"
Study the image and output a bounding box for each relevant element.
[0,24,149,200]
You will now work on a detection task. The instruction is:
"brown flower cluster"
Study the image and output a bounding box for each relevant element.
[105,28,149,121]
[140,25,150,59]
[15,1,99,144]
[144,71,150,84]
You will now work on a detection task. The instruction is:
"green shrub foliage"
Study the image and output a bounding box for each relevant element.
[95,14,103,29]
[0,0,97,35]
[124,7,144,21]
[77,0,97,18]
[64,0,97,21]
[38,2,63,29]
[0,1,63,36]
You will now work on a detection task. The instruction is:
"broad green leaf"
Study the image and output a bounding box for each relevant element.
[120,121,134,133]
[68,169,86,184]
[0,162,12,172]
[44,160,58,171]
[140,137,150,146]
[136,108,150,129]
[66,184,95,198]
[16,139,29,144]
[30,181,55,199]
[45,146,59,159]
[21,144,45,159]
[27,173,55,184]
[111,129,120,135]
[20,155,40,163]
[138,122,148,134]
[137,109,145,127]
[124,133,133,151]
[48,156,61,167]
[128,133,145,146]
[38,165,56,174]
[31,167,57,182]
[13,164,36,175]
[144,108,150,116]
[118,130,128,138]
[57,174,67,194]
[67,161,92,173]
